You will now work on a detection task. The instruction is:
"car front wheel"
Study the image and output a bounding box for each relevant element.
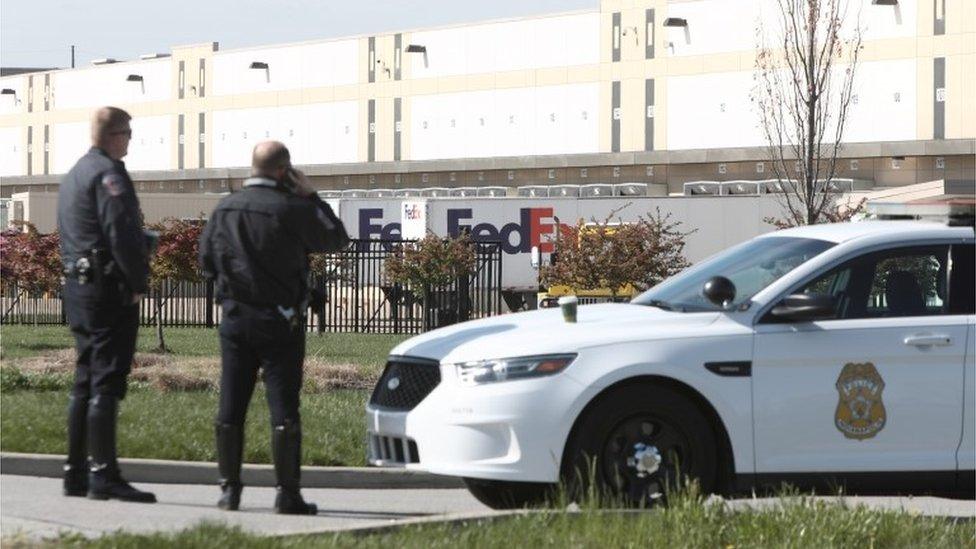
[562,383,718,506]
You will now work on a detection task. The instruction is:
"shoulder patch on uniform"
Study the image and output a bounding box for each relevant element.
[101,173,126,197]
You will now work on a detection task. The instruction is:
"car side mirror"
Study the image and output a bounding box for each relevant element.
[703,276,736,308]
[770,293,837,322]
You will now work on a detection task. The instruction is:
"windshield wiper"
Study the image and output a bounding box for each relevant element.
[643,299,675,311]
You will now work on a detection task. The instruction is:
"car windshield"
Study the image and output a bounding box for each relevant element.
[632,236,835,312]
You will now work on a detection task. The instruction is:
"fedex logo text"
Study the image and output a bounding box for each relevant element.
[358,207,561,255]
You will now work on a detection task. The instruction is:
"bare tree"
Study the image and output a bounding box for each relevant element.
[754,0,863,225]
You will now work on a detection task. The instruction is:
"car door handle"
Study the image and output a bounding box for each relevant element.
[903,334,952,347]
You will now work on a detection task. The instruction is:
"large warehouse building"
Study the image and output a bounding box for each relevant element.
[0,0,973,199]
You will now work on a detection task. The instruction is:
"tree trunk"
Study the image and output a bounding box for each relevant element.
[805,1,818,225]
[154,292,168,353]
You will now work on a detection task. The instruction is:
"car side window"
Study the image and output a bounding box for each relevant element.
[795,245,950,320]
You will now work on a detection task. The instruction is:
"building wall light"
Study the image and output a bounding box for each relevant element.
[663,17,688,27]
[1,88,19,104]
[249,61,270,83]
[126,74,144,82]
[405,44,428,69]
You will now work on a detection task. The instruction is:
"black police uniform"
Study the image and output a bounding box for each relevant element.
[57,146,155,503]
[199,176,348,513]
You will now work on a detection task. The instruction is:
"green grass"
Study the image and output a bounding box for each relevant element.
[0,325,407,464]
[0,325,79,362]
[30,491,975,548]
[0,324,408,365]
[0,388,369,466]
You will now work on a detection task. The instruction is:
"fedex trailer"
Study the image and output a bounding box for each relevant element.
[332,195,788,298]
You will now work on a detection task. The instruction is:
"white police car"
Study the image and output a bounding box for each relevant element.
[366,218,975,508]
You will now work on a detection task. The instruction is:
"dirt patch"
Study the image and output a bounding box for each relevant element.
[8,350,381,393]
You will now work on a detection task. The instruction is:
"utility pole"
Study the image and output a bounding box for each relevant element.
[70,45,75,68]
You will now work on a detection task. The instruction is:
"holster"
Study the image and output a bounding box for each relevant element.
[65,249,134,304]
[63,249,109,286]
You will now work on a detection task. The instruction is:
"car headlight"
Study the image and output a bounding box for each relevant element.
[454,354,577,385]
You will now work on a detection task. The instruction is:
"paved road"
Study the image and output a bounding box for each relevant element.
[0,475,492,541]
[2,474,973,542]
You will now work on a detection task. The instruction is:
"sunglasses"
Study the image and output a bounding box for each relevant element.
[110,129,133,138]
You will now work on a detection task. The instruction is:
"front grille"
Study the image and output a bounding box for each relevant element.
[369,357,441,411]
[368,434,420,465]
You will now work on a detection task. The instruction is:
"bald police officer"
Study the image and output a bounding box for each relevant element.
[58,107,156,503]
[200,141,348,514]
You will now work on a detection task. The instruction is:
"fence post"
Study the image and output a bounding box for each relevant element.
[422,285,431,331]
[391,283,401,334]
[316,276,326,334]
[205,279,214,328]
[495,244,503,316]
[353,248,361,331]
[457,272,471,323]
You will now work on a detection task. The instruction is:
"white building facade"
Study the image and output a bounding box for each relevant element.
[0,0,972,196]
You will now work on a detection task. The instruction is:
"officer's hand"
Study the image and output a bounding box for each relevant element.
[131,293,143,305]
[289,169,316,198]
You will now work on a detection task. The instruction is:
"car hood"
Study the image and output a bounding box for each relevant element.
[389,303,721,363]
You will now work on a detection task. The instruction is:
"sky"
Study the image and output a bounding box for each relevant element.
[1,0,596,69]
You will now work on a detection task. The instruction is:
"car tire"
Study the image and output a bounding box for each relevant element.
[561,383,718,506]
[462,478,555,510]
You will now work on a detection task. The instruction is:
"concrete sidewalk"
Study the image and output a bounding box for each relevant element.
[0,474,493,542]
[0,452,464,489]
[3,473,973,542]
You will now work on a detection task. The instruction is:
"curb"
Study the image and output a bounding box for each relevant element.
[0,452,464,489]
[282,510,528,538]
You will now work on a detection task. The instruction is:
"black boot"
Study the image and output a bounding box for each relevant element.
[64,394,88,497]
[86,394,156,503]
[215,422,244,511]
[271,420,317,515]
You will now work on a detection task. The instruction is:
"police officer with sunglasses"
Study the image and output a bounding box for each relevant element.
[57,106,156,503]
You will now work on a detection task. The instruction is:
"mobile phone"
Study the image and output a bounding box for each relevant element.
[283,167,300,193]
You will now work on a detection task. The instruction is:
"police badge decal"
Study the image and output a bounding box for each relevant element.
[834,362,887,440]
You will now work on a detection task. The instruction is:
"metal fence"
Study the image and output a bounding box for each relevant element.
[1,239,503,334]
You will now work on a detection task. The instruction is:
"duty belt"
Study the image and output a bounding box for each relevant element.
[63,249,112,285]
[63,257,94,284]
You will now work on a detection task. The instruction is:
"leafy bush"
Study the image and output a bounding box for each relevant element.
[0,223,62,295]
[541,209,690,296]
[146,218,204,285]
[384,233,476,289]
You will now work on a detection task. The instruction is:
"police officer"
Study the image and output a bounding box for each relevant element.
[57,106,156,503]
[199,141,348,514]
